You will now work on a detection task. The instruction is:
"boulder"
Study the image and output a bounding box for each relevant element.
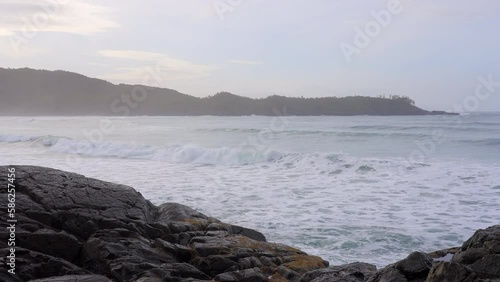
[395,252,432,279]
[0,166,327,281]
[450,225,500,280]
[299,262,377,282]
[367,252,432,282]
[427,262,477,282]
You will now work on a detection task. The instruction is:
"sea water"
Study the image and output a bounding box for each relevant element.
[0,114,499,267]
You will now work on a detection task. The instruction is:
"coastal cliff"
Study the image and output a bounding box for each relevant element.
[0,166,498,281]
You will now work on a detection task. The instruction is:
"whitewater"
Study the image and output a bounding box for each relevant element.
[1,114,499,267]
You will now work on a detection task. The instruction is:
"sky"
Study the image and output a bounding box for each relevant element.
[1,0,500,111]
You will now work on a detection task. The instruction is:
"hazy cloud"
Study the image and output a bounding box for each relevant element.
[0,0,119,36]
[98,50,220,82]
[0,29,15,36]
[228,60,263,65]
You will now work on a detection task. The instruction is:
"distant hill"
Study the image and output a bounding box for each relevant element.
[0,68,454,116]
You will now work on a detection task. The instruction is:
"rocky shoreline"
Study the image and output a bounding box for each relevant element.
[0,166,498,281]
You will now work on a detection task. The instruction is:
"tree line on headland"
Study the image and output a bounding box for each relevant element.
[0,68,455,116]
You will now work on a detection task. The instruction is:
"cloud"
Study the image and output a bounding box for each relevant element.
[402,1,499,23]
[0,0,119,36]
[0,38,47,57]
[87,62,109,67]
[151,1,214,22]
[0,28,15,36]
[335,1,500,64]
[97,50,220,82]
[228,60,263,65]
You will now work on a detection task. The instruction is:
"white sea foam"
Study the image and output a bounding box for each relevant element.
[0,134,71,146]
[0,115,499,267]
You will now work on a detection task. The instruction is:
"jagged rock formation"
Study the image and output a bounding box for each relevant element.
[0,166,328,281]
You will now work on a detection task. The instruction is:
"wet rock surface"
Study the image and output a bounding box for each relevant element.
[0,166,327,281]
[1,166,499,282]
[299,262,377,282]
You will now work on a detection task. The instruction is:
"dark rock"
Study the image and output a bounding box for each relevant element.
[153,238,193,262]
[395,252,432,278]
[0,247,88,282]
[28,275,112,282]
[238,256,264,269]
[300,262,377,282]
[214,267,268,281]
[366,252,432,282]
[366,267,407,282]
[138,262,210,280]
[452,248,490,265]
[80,229,176,280]
[448,225,500,280]
[273,265,301,281]
[18,228,82,262]
[469,254,500,278]
[426,262,476,282]
[155,202,208,223]
[0,166,327,281]
[227,225,267,242]
[461,225,500,251]
[191,255,239,276]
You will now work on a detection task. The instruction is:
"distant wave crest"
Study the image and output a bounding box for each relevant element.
[0,133,356,167]
[0,132,497,167]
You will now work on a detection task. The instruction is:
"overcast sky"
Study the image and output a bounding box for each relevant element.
[1,0,499,111]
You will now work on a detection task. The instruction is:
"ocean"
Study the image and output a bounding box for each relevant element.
[1,113,499,267]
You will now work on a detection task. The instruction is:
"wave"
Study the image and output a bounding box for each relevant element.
[0,134,39,143]
[16,118,37,124]
[0,134,70,146]
[350,125,399,130]
[0,133,375,168]
[40,139,417,176]
[349,125,436,130]
[195,128,262,134]
[194,129,432,139]
[468,121,500,126]
[48,138,290,165]
[462,138,500,146]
